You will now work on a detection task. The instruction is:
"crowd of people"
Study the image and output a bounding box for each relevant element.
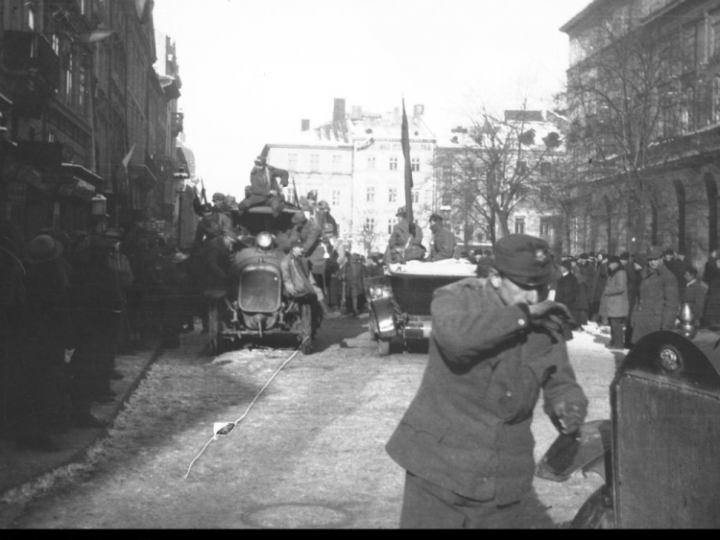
[0,220,195,452]
[552,246,715,350]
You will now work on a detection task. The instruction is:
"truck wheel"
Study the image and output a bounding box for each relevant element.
[300,303,313,354]
[376,338,391,357]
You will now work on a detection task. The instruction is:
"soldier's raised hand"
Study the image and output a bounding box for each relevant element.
[528,300,573,323]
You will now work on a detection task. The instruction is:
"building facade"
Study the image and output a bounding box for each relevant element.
[561,0,720,269]
[268,99,437,254]
[0,0,190,243]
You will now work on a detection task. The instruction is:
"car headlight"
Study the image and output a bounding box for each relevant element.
[257,232,273,249]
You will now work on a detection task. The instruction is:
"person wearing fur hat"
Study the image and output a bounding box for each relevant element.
[386,234,587,528]
[236,155,289,218]
[628,246,679,345]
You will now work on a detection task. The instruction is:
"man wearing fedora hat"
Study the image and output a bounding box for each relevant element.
[628,246,679,345]
[386,234,587,528]
[236,156,289,218]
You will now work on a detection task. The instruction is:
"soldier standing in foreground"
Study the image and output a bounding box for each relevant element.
[386,234,588,528]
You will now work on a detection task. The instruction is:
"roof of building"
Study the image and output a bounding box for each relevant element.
[270,106,436,148]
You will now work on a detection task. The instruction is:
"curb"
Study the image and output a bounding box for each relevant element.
[0,341,164,502]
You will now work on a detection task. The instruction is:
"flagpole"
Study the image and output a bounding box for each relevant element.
[401,99,414,232]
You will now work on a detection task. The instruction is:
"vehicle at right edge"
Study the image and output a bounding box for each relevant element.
[535,327,720,528]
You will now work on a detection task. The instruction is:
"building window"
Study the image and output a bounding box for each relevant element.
[516,160,528,175]
[388,218,394,234]
[540,218,552,237]
[367,155,376,170]
[332,190,340,207]
[411,157,420,172]
[366,186,375,202]
[540,162,552,176]
[78,68,87,112]
[412,191,419,204]
[388,188,397,203]
[364,216,376,231]
[51,35,60,55]
[310,154,320,173]
[441,192,452,207]
[540,186,551,203]
[514,217,525,235]
[389,157,398,171]
[332,154,342,173]
[713,11,720,59]
[681,22,698,69]
[65,54,74,106]
[27,5,36,30]
[288,153,297,171]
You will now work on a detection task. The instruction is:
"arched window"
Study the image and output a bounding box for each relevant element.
[604,195,613,254]
[706,173,718,251]
[674,180,686,254]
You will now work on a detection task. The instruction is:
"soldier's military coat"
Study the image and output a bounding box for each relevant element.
[386,277,587,505]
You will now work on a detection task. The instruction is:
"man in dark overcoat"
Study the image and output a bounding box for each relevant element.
[386,234,588,528]
[236,156,289,217]
[574,253,593,326]
[629,246,680,345]
[15,235,75,450]
[555,259,581,328]
[428,213,456,262]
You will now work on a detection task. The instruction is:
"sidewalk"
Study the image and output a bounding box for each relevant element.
[0,341,164,500]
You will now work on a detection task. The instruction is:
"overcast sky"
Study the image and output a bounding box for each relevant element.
[152,0,592,197]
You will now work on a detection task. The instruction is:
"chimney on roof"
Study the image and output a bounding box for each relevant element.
[333,98,346,123]
[413,104,424,118]
[301,119,310,132]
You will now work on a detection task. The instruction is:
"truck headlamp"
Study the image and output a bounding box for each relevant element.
[257,232,273,249]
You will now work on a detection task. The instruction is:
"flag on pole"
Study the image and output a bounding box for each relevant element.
[121,144,135,169]
[401,99,414,229]
[79,30,116,43]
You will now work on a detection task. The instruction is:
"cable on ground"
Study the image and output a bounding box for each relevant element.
[183,338,307,480]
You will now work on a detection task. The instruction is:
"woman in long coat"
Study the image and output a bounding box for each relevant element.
[602,256,629,349]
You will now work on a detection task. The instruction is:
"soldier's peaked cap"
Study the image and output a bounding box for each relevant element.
[494,234,558,287]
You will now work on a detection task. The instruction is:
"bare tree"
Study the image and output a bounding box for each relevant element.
[564,4,707,250]
[436,105,561,245]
